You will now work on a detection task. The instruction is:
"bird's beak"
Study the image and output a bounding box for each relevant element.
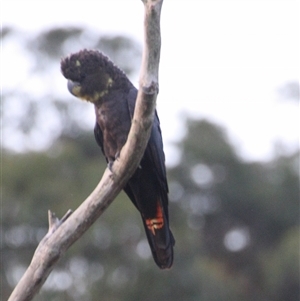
[67,80,81,97]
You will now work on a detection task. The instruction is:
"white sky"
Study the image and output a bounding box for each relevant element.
[2,0,299,164]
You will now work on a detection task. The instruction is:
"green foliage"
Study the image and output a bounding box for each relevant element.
[2,119,299,301]
[262,227,300,301]
[168,120,299,301]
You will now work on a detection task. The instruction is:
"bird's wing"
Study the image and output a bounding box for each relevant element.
[94,86,169,210]
[146,111,169,193]
[94,122,106,160]
[126,87,169,204]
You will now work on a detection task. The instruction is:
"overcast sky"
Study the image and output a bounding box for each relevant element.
[2,0,299,165]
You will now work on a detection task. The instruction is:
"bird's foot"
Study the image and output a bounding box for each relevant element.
[108,161,114,172]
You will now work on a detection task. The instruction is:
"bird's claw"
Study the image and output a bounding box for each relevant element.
[108,161,114,172]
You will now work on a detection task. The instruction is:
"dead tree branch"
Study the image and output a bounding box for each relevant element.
[8,1,163,300]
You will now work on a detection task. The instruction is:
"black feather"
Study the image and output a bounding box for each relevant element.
[62,49,174,269]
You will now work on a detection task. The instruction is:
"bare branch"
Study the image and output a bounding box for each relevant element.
[8,1,163,300]
[47,210,73,235]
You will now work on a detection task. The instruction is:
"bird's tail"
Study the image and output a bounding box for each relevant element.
[142,204,175,269]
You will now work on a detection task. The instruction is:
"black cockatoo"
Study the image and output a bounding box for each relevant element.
[61,49,174,269]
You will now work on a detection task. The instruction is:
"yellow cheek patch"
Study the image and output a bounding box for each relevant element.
[75,60,81,67]
[145,203,164,235]
[91,76,113,101]
[70,76,113,103]
[94,90,109,99]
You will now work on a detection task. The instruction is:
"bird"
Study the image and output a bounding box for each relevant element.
[61,49,174,269]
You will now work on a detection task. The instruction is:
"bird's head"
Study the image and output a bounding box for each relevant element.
[61,49,125,104]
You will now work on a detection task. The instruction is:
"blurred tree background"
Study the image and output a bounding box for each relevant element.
[2,26,299,301]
